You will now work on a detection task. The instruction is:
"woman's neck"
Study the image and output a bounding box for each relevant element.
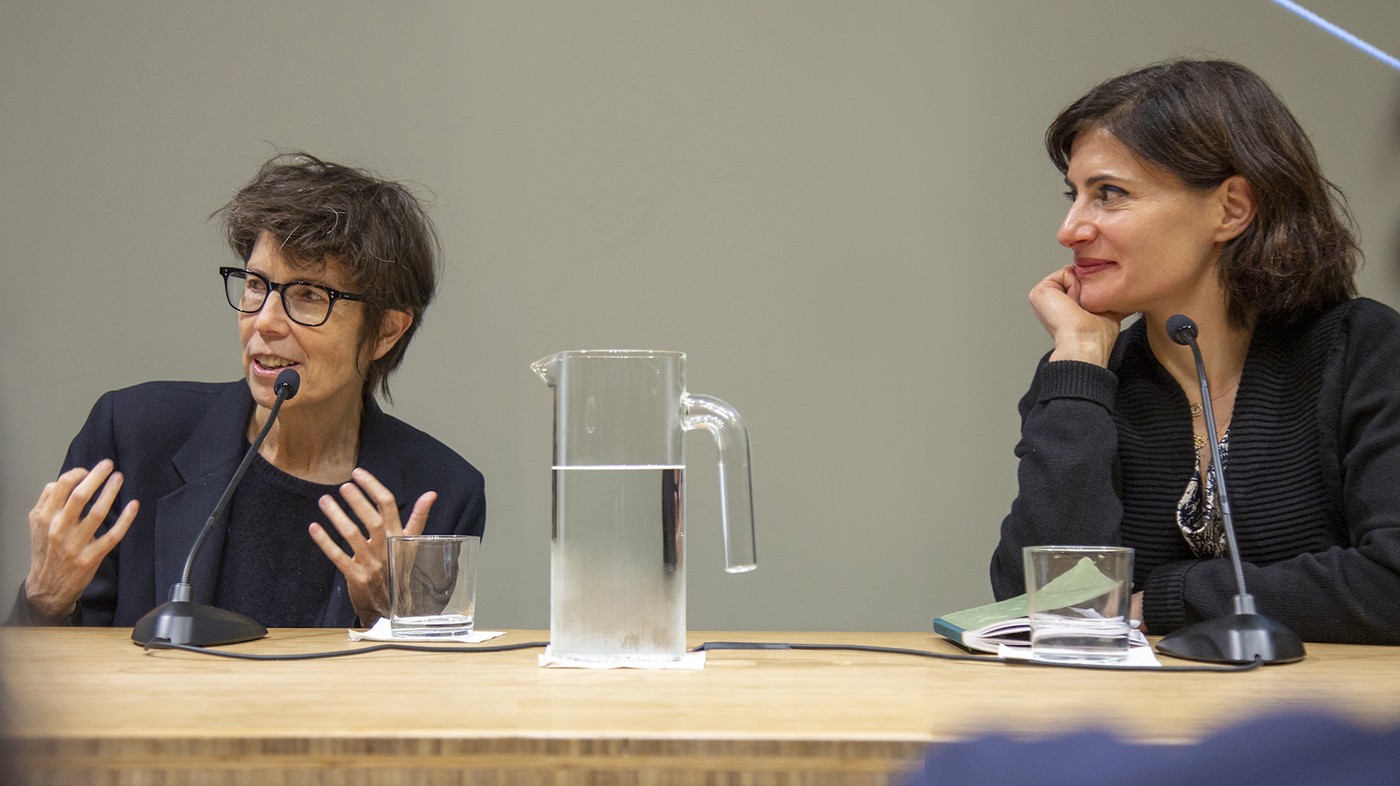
[1144,307,1252,404]
[248,393,364,485]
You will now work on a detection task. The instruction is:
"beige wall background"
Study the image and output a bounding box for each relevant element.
[3,1,1398,632]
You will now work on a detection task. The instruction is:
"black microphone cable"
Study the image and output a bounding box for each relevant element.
[141,638,550,660]
[690,641,1262,672]
[141,637,1261,671]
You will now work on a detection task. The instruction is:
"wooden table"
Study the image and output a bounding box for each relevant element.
[3,628,1399,785]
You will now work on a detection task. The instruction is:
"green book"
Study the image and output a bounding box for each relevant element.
[933,556,1130,655]
[933,595,1032,654]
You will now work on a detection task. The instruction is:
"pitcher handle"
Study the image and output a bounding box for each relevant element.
[682,393,757,573]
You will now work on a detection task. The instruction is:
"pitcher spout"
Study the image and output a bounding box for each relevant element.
[531,353,563,386]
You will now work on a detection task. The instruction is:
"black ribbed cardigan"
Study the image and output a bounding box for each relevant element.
[990,297,1400,644]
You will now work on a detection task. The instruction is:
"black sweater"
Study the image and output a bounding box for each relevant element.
[991,298,1400,644]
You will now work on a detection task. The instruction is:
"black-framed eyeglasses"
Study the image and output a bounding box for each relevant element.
[220,267,368,327]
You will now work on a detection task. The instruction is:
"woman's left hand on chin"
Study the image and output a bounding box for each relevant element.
[310,467,437,626]
[1029,264,1127,367]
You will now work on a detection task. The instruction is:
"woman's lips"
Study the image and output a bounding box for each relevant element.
[252,357,300,376]
[1074,259,1115,276]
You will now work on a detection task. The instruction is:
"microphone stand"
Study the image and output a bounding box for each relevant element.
[1154,315,1305,665]
[131,371,300,646]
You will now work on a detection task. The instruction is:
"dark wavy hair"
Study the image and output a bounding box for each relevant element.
[214,152,440,401]
[1046,59,1359,327]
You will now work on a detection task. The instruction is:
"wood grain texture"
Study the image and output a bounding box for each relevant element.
[3,628,1399,785]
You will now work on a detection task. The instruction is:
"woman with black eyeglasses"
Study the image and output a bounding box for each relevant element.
[11,153,484,629]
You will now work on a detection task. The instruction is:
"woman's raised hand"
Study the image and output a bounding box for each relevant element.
[309,467,436,626]
[25,459,138,621]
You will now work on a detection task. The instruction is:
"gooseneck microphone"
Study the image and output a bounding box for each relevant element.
[131,369,301,646]
[1154,315,1305,665]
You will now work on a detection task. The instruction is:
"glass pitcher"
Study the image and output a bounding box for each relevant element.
[532,350,757,661]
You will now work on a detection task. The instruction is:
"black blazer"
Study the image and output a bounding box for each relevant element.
[12,380,485,627]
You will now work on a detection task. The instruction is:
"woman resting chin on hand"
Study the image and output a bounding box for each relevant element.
[989,59,1400,645]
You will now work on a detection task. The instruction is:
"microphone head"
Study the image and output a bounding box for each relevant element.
[1166,314,1198,346]
[274,368,301,400]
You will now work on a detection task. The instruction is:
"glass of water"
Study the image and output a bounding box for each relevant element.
[388,535,480,637]
[1023,546,1134,663]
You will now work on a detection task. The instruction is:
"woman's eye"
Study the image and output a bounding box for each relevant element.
[1098,185,1127,200]
[1062,189,1078,202]
[293,287,329,305]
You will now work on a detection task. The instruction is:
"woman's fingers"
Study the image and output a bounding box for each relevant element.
[309,470,437,626]
[317,470,435,555]
[77,469,127,540]
[403,492,437,537]
[350,468,405,531]
[34,480,57,513]
[25,460,136,621]
[84,499,138,563]
[33,467,88,534]
[1029,266,1080,316]
[350,468,397,509]
[336,468,413,539]
[334,482,379,530]
[1062,265,1082,303]
[57,461,116,529]
[317,494,371,552]
[30,461,124,554]
[1029,264,1125,366]
[307,522,355,570]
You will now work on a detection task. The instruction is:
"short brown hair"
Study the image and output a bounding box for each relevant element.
[1046,59,1359,327]
[215,152,440,400]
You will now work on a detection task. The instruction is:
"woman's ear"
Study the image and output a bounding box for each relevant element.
[1214,175,1257,243]
[370,309,414,362]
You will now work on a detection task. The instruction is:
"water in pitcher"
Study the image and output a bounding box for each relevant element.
[551,465,685,660]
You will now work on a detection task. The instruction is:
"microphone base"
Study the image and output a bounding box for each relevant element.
[1155,613,1306,665]
[131,600,268,647]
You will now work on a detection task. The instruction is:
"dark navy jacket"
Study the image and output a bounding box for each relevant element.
[10,380,484,627]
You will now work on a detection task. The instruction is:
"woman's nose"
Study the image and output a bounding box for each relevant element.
[1057,204,1096,248]
[252,291,292,332]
